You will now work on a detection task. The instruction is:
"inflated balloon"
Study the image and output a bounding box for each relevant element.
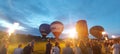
[90,26,104,39]
[76,20,88,39]
[39,24,51,38]
[50,21,64,39]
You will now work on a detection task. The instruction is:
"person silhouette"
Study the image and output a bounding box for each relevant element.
[46,39,52,54]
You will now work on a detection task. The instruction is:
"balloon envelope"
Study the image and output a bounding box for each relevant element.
[50,21,64,39]
[39,24,51,38]
[76,20,88,39]
[90,26,104,39]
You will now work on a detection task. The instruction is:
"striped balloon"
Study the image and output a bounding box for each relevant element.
[50,21,64,39]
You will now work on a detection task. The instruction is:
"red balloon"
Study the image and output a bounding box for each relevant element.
[50,21,64,39]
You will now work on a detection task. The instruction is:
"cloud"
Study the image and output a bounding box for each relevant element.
[0,19,26,30]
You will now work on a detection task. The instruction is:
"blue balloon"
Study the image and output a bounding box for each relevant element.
[39,24,51,38]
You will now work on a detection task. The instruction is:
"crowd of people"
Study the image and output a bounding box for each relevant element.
[46,39,120,54]
[0,38,120,54]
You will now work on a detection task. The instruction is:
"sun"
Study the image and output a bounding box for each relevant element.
[68,28,77,39]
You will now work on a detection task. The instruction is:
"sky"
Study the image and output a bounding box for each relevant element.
[0,0,120,38]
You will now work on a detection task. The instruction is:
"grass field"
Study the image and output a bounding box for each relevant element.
[8,41,65,54]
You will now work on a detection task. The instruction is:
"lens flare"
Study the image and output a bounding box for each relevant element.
[68,28,77,39]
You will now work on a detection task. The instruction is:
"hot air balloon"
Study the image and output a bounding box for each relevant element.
[90,26,104,39]
[50,21,64,40]
[76,20,88,39]
[39,24,51,39]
